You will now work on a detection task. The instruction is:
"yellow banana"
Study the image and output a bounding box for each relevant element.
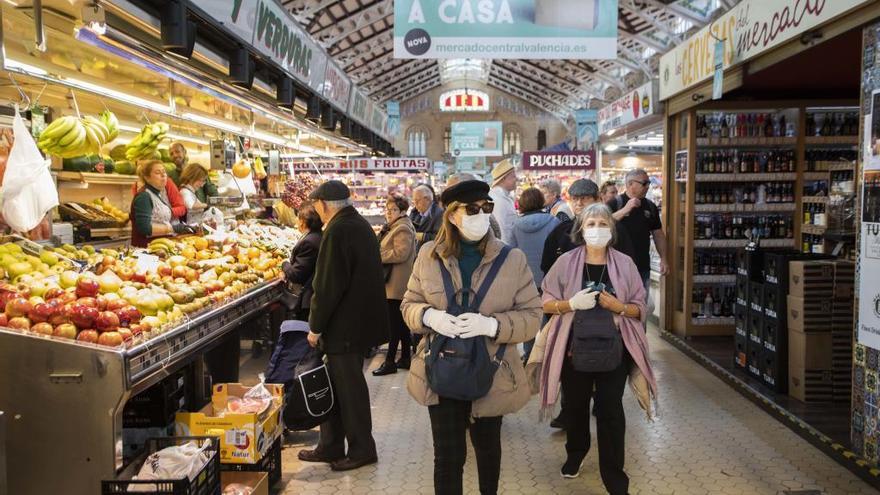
[40,116,77,141]
[56,122,85,148]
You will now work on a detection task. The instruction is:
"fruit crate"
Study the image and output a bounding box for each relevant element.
[59,202,121,228]
[0,234,82,270]
[101,436,220,495]
[219,435,282,487]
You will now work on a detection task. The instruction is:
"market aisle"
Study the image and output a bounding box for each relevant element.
[244,329,877,495]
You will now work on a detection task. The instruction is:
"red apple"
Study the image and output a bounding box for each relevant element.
[55,290,77,305]
[101,255,116,267]
[95,296,109,311]
[97,331,123,347]
[132,272,147,284]
[129,323,144,336]
[95,311,120,332]
[28,303,55,324]
[75,277,100,298]
[43,287,65,300]
[157,264,172,277]
[53,323,77,339]
[31,322,54,336]
[7,316,30,330]
[171,266,188,279]
[5,298,32,318]
[0,314,8,327]
[114,306,142,327]
[106,298,128,311]
[117,328,133,342]
[117,267,133,281]
[76,329,99,343]
[69,304,99,329]
[77,297,97,308]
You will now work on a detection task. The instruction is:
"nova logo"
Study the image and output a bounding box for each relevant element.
[404,29,431,56]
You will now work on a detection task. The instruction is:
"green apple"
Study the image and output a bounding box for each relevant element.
[59,270,79,289]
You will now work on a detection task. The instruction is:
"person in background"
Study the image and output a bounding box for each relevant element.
[445,173,501,239]
[299,180,389,472]
[130,160,194,248]
[410,184,444,250]
[170,142,218,202]
[281,203,323,322]
[509,187,559,362]
[531,203,657,493]
[488,159,518,245]
[131,162,186,221]
[600,180,619,205]
[401,180,542,495]
[607,169,669,298]
[373,193,417,376]
[540,178,573,222]
[178,163,209,225]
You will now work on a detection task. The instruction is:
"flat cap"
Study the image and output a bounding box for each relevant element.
[308,180,350,201]
[568,178,599,198]
[441,179,491,206]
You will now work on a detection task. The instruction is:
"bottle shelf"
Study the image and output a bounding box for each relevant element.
[693,203,796,213]
[804,135,859,145]
[801,224,828,235]
[695,173,797,182]
[696,137,797,147]
[692,239,794,248]
[802,196,830,204]
[693,274,737,284]
[691,316,735,326]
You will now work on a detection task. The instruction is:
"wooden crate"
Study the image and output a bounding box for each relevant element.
[788,260,835,298]
[787,296,834,333]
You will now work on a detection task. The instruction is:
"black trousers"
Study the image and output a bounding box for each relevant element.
[317,353,378,460]
[384,299,411,364]
[428,397,502,495]
[560,355,630,495]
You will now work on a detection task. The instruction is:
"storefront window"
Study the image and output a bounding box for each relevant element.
[407,127,427,157]
[444,127,451,155]
[503,126,522,155]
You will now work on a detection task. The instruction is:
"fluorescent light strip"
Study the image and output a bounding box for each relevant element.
[4,58,48,75]
[180,112,242,134]
[65,77,171,114]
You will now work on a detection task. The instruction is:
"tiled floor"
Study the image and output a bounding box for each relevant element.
[244,328,878,495]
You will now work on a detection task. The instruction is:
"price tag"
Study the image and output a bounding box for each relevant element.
[225,429,248,447]
[135,253,160,273]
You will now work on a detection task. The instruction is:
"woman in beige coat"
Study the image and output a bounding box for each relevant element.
[401,180,542,495]
[373,193,418,376]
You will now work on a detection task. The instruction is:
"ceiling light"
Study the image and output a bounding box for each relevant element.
[604,143,619,152]
[66,77,171,113]
[4,58,48,76]
[181,112,242,133]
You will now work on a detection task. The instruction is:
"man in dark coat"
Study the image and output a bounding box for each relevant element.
[409,184,444,249]
[299,180,389,472]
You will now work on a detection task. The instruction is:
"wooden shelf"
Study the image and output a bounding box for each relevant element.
[802,224,828,235]
[802,196,829,203]
[804,135,859,145]
[803,172,829,180]
[693,275,737,284]
[693,239,794,248]
[693,203,796,213]
[696,137,797,147]
[55,171,138,186]
[90,226,131,237]
[691,316,735,326]
[695,173,797,182]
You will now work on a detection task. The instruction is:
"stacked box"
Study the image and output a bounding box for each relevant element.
[747,309,763,379]
[832,260,855,403]
[788,260,835,300]
[734,307,748,370]
[832,331,853,403]
[788,330,834,402]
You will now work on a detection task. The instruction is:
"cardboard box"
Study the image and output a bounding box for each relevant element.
[176,383,283,464]
[786,295,833,333]
[788,329,833,402]
[788,261,835,298]
[221,471,269,495]
[789,368,834,402]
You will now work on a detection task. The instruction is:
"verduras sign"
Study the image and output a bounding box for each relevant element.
[521,151,595,171]
[598,82,657,135]
[659,0,870,100]
[289,158,431,171]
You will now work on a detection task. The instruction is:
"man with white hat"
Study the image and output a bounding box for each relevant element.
[488,159,518,245]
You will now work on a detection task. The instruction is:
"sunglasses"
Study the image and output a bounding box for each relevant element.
[461,202,495,215]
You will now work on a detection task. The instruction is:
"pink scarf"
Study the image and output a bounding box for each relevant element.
[538,247,658,417]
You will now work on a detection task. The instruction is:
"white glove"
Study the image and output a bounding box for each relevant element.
[456,313,499,339]
[423,308,463,338]
[568,289,598,311]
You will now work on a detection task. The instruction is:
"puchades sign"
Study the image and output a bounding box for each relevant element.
[521,150,595,171]
[393,0,618,59]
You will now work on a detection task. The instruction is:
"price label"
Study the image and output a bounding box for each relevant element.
[135,253,160,273]
[225,429,248,447]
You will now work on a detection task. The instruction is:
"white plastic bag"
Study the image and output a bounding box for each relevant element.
[1,108,58,233]
[202,207,224,228]
[128,440,211,492]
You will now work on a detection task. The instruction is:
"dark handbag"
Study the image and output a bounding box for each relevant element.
[279,281,303,310]
[424,246,511,401]
[286,347,335,430]
[569,307,623,373]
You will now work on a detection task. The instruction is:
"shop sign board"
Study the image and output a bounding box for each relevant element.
[521,150,595,171]
[659,0,871,100]
[289,157,432,172]
[199,0,328,92]
[860,93,880,350]
[451,121,503,157]
[574,109,599,151]
[321,63,352,112]
[597,82,657,135]
[393,0,619,59]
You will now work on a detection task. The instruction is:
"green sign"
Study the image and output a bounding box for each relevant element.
[451,121,503,157]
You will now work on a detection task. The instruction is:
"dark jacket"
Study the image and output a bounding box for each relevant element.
[540,217,636,274]
[409,202,444,249]
[309,206,390,354]
[282,230,322,311]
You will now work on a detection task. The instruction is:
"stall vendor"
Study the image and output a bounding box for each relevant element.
[130,160,193,247]
[170,142,217,202]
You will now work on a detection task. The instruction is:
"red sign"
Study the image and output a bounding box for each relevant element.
[521,151,596,171]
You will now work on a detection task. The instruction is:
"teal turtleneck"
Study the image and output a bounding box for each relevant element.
[458,240,482,307]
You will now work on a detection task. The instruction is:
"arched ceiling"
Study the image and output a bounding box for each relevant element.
[282,0,732,121]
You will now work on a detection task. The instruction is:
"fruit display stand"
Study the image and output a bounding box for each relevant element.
[0,278,283,495]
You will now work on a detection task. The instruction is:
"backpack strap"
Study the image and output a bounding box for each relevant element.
[472,245,512,309]
[437,258,457,307]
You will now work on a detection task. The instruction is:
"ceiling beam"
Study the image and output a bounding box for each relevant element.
[371,64,439,99]
[375,66,440,100]
[639,0,710,27]
[345,47,393,71]
[487,79,567,120]
[312,0,392,40]
[620,0,681,39]
[619,30,669,52]
[362,60,434,93]
[385,78,441,104]
[490,64,582,109]
[488,74,569,115]
[332,26,393,59]
[289,0,338,23]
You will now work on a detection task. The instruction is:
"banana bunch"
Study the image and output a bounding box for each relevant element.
[253,156,267,180]
[148,238,178,258]
[125,122,170,161]
[38,111,120,158]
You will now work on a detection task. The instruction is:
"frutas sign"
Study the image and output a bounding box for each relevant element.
[659,0,870,100]
[598,82,657,135]
[521,151,595,171]
[290,158,432,171]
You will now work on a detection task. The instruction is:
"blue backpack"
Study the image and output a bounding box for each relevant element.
[424,246,511,401]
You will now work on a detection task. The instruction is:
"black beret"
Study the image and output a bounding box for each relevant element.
[440,179,491,206]
[309,180,351,201]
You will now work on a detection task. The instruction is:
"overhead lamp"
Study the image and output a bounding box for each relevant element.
[249,129,287,147]
[181,112,242,133]
[65,77,171,113]
[229,47,255,89]
[340,117,353,138]
[161,0,196,59]
[604,143,619,152]
[306,94,321,122]
[276,77,294,108]
[4,58,48,76]
[320,104,335,130]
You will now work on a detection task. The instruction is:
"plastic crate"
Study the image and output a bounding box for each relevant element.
[102,436,220,495]
[220,435,282,487]
[124,372,188,428]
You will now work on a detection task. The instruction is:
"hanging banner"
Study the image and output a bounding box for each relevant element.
[597,82,657,135]
[321,63,352,112]
[451,121,503,157]
[860,90,880,350]
[574,109,598,151]
[393,0,618,60]
[197,0,328,92]
[521,150,595,171]
[659,0,870,100]
[386,101,401,138]
[288,157,431,172]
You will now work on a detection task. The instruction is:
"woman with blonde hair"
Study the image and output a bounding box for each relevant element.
[130,160,193,247]
[178,163,209,225]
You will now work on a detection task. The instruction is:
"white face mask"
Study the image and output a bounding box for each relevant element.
[583,226,612,247]
[459,213,491,241]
